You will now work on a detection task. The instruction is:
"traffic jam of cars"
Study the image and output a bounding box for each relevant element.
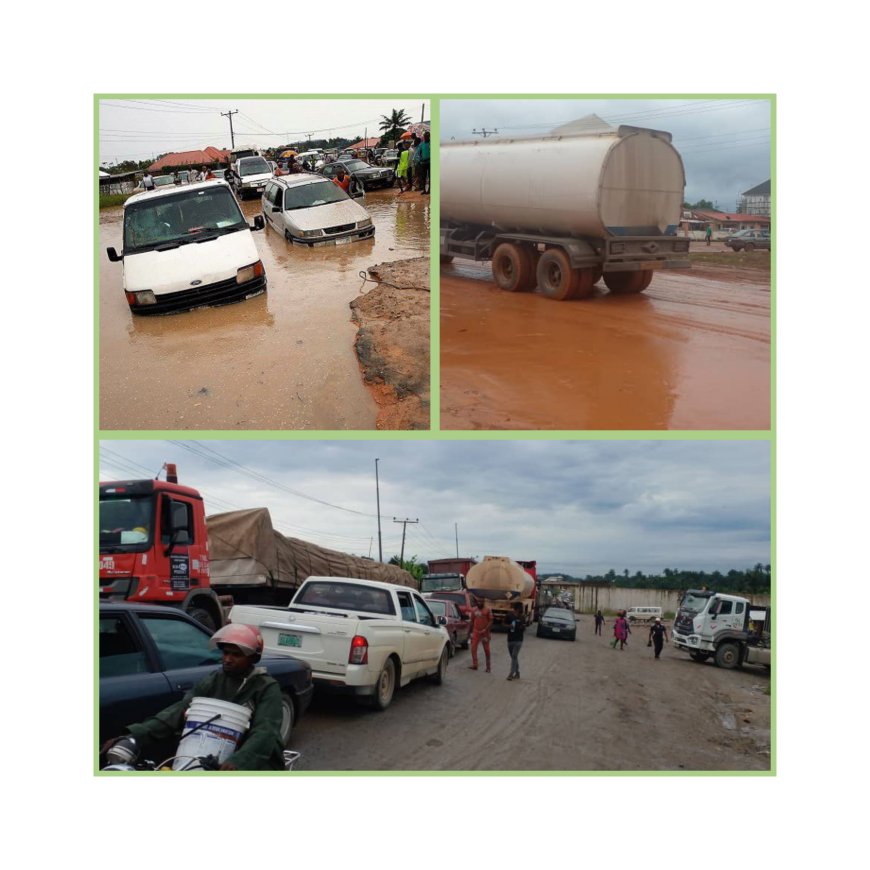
[105,142,426,316]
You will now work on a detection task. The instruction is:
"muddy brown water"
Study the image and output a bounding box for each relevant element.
[99,189,429,430]
[289,615,770,772]
[440,261,770,431]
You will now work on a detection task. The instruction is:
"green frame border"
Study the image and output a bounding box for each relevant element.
[95,93,774,776]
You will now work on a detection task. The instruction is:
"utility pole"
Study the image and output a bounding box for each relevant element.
[472,128,498,138]
[375,458,383,563]
[221,110,239,149]
[393,517,419,564]
[421,103,425,123]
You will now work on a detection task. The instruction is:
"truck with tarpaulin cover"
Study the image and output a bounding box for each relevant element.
[99,463,415,631]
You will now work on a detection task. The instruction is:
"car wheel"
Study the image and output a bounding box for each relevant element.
[279,692,295,746]
[429,646,449,685]
[744,242,756,252]
[369,658,396,711]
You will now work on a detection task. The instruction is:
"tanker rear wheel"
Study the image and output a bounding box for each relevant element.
[591,269,603,285]
[572,268,597,299]
[536,249,582,301]
[492,243,535,292]
[604,270,653,294]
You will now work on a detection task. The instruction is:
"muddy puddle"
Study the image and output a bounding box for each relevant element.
[440,262,770,431]
[99,188,429,430]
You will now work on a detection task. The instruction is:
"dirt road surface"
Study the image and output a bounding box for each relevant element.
[99,189,428,430]
[440,259,770,431]
[290,615,771,772]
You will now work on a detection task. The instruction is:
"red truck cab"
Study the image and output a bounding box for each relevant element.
[98,466,223,629]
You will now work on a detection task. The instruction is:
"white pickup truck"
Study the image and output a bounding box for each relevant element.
[228,576,450,711]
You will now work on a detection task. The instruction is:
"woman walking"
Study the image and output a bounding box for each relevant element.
[613,611,629,650]
[505,603,525,681]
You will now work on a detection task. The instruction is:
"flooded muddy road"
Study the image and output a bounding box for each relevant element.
[99,188,429,430]
[440,261,770,431]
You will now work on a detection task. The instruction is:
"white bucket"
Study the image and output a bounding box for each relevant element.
[172,697,252,770]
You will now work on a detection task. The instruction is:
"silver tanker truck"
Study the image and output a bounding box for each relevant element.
[440,115,691,300]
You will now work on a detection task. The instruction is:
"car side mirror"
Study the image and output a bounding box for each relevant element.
[252,215,265,231]
[106,247,122,262]
[272,205,281,213]
[437,616,448,626]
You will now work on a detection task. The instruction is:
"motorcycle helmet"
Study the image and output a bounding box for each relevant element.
[209,623,264,662]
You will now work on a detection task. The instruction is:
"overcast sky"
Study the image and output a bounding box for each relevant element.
[98,98,431,165]
[99,439,770,576]
[441,98,772,213]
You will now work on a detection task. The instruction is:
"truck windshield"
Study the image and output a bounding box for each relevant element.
[100,494,155,550]
[679,592,713,613]
[124,187,246,253]
[421,574,462,593]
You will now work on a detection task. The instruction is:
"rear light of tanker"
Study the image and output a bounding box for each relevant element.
[349,635,368,665]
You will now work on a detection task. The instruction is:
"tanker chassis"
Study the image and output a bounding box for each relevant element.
[440,118,691,301]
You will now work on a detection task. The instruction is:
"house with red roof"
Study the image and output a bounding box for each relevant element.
[148,146,231,172]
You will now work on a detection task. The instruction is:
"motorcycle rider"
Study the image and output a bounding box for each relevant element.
[101,623,285,771]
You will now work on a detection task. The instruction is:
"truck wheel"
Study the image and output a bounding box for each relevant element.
[429,647,449,685]
[370,658,396,710]
[279,692,295,746]
[536,249,581,300]
[187,606,217,633]
[690,651,711,663]
[604,270,652,294]
[715,642,741,669]
[492,242,535,292]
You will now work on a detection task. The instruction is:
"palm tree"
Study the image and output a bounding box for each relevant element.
[379,109,412,146]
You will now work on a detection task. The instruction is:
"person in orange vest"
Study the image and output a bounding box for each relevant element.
[332,168,352,194]
[467,596,493,672]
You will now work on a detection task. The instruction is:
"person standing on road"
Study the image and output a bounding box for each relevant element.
[417,131,431,194]
[505,602,525,681]
[594,609,604,636]
[613,611,629,650]
[142,171,155,192]
[649,617,668,659]
[396,143,410,192]
[705,224,713,246]
[407,136,418,191]
[467,596,493,672]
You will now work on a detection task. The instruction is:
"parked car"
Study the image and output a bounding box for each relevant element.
[426,588,477,620]
[261,174,375,246]
[232,155,275,199]
[99,602,313,751]
[105,180,267,315]
[425,599,470,655]
[724,229,771,252]
[134,174,175,192]
[626,606,663,623]
[321,158,395,190]
[536,607,577,641]
[379,149,400,169]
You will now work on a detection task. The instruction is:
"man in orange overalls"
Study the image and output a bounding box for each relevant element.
[468,596,493,672]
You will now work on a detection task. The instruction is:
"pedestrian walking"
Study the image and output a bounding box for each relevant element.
[594,609,604,636]
[613,611,629,650]
[467,597,493,672]
[705,224,713,246]
[505,603,525,681]
[648,617,668,659]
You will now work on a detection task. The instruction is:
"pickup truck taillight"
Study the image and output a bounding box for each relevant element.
[349,635,368,665]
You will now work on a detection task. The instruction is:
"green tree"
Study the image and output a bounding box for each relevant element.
[379,109,412,146]
[389,554,425,581]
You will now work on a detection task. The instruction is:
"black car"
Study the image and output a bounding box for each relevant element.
[536,606,577,641]
[99,602,313,749]
[320,158,395,191]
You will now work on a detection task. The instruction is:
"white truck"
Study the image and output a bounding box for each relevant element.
[671,589,772,670]
[228,576,450,711]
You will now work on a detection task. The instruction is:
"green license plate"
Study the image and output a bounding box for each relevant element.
[278,633,301,648]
